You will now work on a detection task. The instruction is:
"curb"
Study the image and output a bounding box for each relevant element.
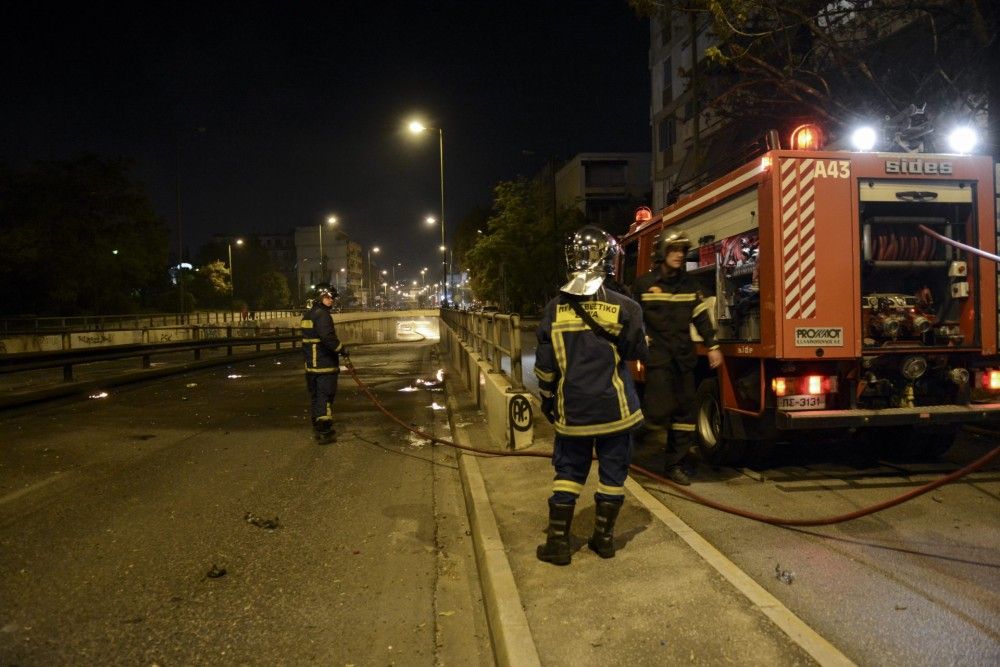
[448,396,542,667]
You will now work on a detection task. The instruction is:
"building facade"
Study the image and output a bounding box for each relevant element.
[554,153,652,235]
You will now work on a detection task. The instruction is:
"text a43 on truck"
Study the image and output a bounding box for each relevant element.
[616,122,1000,463]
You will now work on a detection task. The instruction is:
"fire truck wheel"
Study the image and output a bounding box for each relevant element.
[694,378,747,465]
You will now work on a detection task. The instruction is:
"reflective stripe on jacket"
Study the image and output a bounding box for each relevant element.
[301,303,344,373]
[534,287,647,436]
[633,267,718,370]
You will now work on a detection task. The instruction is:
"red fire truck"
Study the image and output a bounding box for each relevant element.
[618,127,1000,463]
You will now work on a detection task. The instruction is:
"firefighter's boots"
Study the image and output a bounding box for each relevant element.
[588,501,622,558]
[536,503,575,566]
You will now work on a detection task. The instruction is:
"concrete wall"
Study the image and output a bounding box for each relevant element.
[0,310,440,355]
[439,320,534,451]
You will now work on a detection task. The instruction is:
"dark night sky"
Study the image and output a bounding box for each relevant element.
[2,1,650,280]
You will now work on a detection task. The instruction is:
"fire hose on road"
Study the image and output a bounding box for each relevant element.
[343,357,1000,527]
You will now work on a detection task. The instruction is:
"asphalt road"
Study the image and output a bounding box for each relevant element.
[0,342,493,666]
[632,431,1000,666]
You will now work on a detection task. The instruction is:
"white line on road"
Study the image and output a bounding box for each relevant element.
[626,478,856,667]
[0,472,68,506]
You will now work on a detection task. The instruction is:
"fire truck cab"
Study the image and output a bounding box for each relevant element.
[619,143,1000,463]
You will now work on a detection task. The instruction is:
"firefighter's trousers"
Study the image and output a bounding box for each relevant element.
[306,372,339,430]
[549,431,634,506]
[642,364,696,467]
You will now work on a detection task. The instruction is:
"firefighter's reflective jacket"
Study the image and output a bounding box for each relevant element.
[632,268,718,370]
[534,288,648,436]
[300,302,344,373]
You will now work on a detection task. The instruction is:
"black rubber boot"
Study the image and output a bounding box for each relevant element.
[536,503,575,566]
[588,501,622,559]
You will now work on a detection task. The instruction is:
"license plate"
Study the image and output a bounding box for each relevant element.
[778,394,826,411]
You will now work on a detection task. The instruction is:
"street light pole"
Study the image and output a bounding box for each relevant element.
[408,121,447,307]
[436,127,447,307]
[366,246,380,308]
[321,216,338,286]
[175,140,184,317]
[174,127,206,318]
[227,238,243,301]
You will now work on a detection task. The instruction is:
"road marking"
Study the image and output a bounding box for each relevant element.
[626,478,856,667]
[0,472,67,506]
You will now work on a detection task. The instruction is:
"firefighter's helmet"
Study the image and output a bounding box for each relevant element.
[653,232,692,263]
[317,284,338,299]
[561,225,617,296]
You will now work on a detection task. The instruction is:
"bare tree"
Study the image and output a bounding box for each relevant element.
[631,0,997,179]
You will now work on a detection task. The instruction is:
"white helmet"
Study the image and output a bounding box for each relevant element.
[561,225,618,296]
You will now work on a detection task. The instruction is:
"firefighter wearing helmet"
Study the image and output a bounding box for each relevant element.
[300,284,348,443]
[533,225,648,565]
[633,232,723,485]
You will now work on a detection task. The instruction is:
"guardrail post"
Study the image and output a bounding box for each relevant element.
[510,314,523,389]
[491,315,502,372]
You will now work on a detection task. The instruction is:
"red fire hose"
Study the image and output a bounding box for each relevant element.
[344,358,999,527]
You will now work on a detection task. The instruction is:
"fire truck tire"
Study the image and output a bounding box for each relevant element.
[694,378,747,465]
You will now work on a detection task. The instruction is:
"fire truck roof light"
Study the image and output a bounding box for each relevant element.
[791,124,823,151]
[947,127,978,154]
[850,126,877,151]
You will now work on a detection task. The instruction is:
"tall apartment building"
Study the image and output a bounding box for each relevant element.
[293,227,363,304]
[648,12,722,211]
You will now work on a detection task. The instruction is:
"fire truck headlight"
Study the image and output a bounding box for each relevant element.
[901,355,928,380]
[947,127,978,154]
[850,126,877,151]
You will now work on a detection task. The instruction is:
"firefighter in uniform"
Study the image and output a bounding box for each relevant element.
[301,285,348,442]
[534,226,648,565]
[633,234,722,485]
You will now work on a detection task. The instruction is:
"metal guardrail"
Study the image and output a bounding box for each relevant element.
[441,309,523,389]
[0,329,300,382]
[0,310,302,334]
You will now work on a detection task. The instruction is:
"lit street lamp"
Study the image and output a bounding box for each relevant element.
[409,120,448,306]
[227,238,244,299]
[367,246,380,308]
[320,215,338,285]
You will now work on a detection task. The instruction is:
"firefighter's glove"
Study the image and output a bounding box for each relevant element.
[541,396,555,424]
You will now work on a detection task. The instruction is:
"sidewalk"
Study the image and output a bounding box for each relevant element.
[445,376,852,666]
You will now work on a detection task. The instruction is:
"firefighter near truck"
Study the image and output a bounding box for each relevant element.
[618,125,1000,464]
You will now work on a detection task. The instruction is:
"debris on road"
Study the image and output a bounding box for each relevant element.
[774,563,795,585]
[244,512,281,530]
[206,564,227,578]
